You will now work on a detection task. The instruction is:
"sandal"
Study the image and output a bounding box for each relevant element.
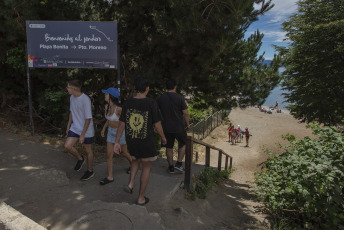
[127,167,131,174]
[136,196,149,206]
[123,185,133,194]
[99,177,114,185]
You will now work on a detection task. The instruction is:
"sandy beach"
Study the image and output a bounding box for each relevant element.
[161,106,315,229]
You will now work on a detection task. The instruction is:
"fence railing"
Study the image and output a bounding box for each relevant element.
[184,136,233,192]
[189,110,226,140]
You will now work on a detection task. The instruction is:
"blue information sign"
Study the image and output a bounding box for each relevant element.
[26,21,117,69]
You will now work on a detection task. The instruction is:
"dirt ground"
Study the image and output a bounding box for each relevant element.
[155,107,314,229]
[0,106,315,229]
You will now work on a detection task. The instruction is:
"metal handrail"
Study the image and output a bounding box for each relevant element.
[189,110,224,140]
[184,136,233,192]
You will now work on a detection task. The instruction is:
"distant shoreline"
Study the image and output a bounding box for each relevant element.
[259,105,290,115]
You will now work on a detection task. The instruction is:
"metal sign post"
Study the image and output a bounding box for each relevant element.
[25,45,34,135]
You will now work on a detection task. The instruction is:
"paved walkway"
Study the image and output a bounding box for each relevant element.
[0,129,201,230]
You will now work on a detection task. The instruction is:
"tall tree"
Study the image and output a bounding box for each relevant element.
[0,0,282,132]
[279,0,344,124]
[114,0,281,109]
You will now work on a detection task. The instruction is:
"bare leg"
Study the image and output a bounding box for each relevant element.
[137,160,151,204]
[120,144,132,164]
[83,144,93,171]
[166,148,174,166]
[106,142,114,180]
[177,145,185,162]
[64,137,82,160]
[128,158,140,189]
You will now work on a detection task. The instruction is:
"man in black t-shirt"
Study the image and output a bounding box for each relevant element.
[114,77,166,205]
[158,79,190,173]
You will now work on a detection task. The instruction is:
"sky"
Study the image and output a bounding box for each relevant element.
[246,0,299,60]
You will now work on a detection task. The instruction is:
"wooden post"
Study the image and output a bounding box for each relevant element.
[218,150,222,171]
[225,156,229,170]
[205,146,210,167]
[230,157,233,170]
[184,136,193,192]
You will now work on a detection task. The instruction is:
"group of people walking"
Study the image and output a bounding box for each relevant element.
[64,77,189,205]
[227,124,251,147]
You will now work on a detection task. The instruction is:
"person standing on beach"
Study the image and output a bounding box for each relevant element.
[99,87,132,185]
[114,77,167,205]
[237,125,242,143]
[245,127,250,147]
[158,79,190,174]
[231,125,237,145]
[64,80,95,181]
[227,123,233,142]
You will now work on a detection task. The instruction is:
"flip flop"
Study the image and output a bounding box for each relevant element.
[123,185,133,194]
[99,177,114,185]
[136,196,149,206]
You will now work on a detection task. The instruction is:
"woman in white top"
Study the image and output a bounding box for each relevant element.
[100,87,132,185]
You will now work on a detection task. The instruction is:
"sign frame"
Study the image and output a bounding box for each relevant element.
[25,21,120,135]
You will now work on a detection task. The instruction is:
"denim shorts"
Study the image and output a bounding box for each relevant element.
[107,127,126,145]
[67,130,94,144]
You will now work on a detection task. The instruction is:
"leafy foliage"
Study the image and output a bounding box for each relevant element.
[255,123,344,229]
[188,100,213,125]
[279,0,344,125]
[0,0,282,136]
[188,167,230,200]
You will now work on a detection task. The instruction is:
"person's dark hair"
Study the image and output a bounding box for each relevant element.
[166,79,176,90]
[68,80,82,89]
[106,94,120,115]
[135,76,150,93]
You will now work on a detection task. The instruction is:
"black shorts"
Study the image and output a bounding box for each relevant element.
[163,131,186,149]
[67,130,94,144]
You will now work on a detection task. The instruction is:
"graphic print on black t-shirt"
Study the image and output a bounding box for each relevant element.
[127,108,148,139]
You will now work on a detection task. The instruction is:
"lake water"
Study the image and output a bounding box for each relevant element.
[264,85,290,109]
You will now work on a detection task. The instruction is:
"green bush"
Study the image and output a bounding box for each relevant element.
[188,101,212,125]
[255,123,344,229]
[37,89,68,128]
[188,167,230,200]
